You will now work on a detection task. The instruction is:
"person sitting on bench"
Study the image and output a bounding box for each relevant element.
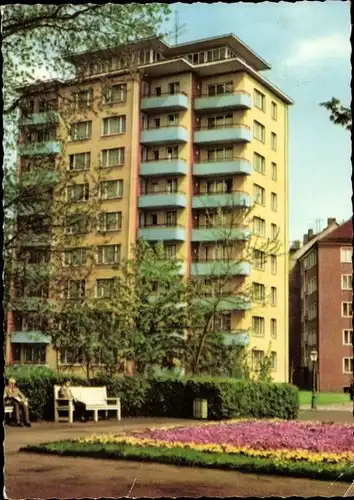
[4,378,31,427]
[58,380,86,422]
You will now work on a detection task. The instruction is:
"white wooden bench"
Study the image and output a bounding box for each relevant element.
[54,385,121,424]
[5,405,14,416]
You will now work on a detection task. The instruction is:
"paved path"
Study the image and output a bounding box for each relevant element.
[300,403,352,412]
[5,414,354,499]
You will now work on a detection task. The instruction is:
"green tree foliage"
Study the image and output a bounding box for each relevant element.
[320,97,351,131]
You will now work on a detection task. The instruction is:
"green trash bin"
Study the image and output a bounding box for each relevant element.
[193,398,208,419]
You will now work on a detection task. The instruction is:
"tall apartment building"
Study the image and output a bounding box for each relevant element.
[289,218,353,391]
[7,34,292,380]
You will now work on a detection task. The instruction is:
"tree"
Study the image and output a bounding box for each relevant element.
[320,97,351,131]
[182,203,281,376]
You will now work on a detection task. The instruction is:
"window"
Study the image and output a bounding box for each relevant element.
[169,82,180,94]
[342,302,353,317]
[75,89,92,110]
[254,153,265,174]
[341,247,353,263]
[271,101,277,120]
[307,278,317,294]
[343,329,353,346]
[253,283,265,303]
[64,280,86,299]
[271,132,277,151]
[97,212,122,232]
[308,304,317,321]
[208,82,233,96]
[271,318,277,338]
[59,348,83,365]
[102,115,126,135]
[271,223,278,240]
[271,255,277,274]
[271,162,277,181]
[308,251,317,268]
[168,113,179,125]
[271,351,277,370]
[271,192,277,211]
[96,279,115,298]
[252,316,265,336]
[69,152,90,171]
[253,217,265,236]
[67,183,89,202]
[100,180,123,199]
[65,214,88,234]
[70,121,92,140]
[155,87,161,96]
[102,83,127,104]
[253,249,266,270]
[64,248,86,266]
[342,275,352,290]
[207,147,233,161]
[101,148,125,167]
[97,245,121,265]
[208,113,233,129]
[252,349,265,370]
[253,184,265,205]
[254,89,265,111]
[27,127,56,143]
[13,345,46,365]
[212,313,231,332]
[253,120,265,142]
[271,287,277,305]
[165,211,177,226]
[343,357,353,374]
[165,245,176,259]
[38,99,57,112]
[166,178,178,193]
[206,179,232,194]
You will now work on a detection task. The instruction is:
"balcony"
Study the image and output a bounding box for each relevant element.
[138,190,187,209]
[190,260,251,276]
[222,330,250,347]
[11,331,51,344]
[195,91,251,113]
[19,141,61,156]
[192,225,251,242]
[21,170,59,186]
[153,259,186,275]
[193,157,252,177]
[194,123,251,145]
[192,191,251,209]
[22,111,60,126]
[141,92,189,113]
[198,295,251,311]
[138,224,186,242]
[140,125,188,146]
[140,158,187,177]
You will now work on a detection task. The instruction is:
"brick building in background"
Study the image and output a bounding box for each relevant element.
[289,218,353,392]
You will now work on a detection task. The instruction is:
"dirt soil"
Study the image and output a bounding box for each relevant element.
[5,412,354,499]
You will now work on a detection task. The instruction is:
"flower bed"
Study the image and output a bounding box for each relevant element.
[21,419,354,482]
[78,419,354,465]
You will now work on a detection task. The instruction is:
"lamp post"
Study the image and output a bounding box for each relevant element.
[310,349,318,409]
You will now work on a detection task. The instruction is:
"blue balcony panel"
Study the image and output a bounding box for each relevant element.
[192,192,251,209]
[141,126,188,146]
[191,260,251,276]
[11,331,51,344]
[194,126,251,145]
[198,295,251,311]
[22,111,60,126]
[222,330,250,347]
[193,158,252,177]
[192,227,251,242]
[140,159,187,177]
[138,192,187,209]
[22,170,59,186]
[154,260,186,275]
[195,93,251,112]
[19,141,61,156]
[138,226,186,242]
[141,94,189,112]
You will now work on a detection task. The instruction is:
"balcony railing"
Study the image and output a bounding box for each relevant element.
[195,122,250,131]
[141,188,185,195]
[193,188,242,196]
[142,156,184,162]
[194,155,246,163]
[142,123,187,131]
[142,91,188,98]
[139,223,183,229]
[197,90,250,98]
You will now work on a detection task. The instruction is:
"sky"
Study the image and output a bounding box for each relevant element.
[162,1,352,243]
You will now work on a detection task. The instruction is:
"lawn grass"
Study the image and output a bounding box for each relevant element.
[299,391,350,405]
[20,440,354,483]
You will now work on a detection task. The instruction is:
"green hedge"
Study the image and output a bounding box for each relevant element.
[5,368,299,421]
[148,377,299,420]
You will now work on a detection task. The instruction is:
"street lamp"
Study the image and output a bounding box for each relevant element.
[310,349,318,409]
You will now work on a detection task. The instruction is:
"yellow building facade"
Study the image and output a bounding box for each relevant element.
[8,35,292,381]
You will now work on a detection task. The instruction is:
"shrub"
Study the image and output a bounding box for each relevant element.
[147,377,299,420]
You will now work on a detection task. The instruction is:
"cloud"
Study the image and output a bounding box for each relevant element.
[284,33,351,67]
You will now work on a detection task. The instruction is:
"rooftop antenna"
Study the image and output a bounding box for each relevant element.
[172,9,187,45]
[315,218,324,233]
